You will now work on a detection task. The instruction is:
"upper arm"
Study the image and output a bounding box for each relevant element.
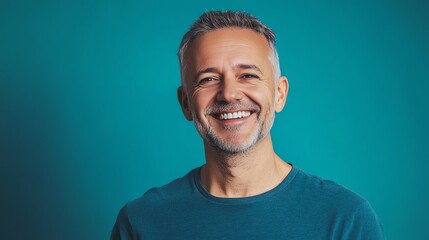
[111,204,135,240]
[344,200,385,240]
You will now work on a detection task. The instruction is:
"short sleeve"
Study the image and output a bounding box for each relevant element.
[345,200,386,240]
[111,204,135,240]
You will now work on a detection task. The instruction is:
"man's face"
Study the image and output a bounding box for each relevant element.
[178,28,288,153]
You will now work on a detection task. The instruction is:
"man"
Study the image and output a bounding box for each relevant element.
[112,11,385,239]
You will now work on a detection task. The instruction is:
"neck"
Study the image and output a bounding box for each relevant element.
[200,134,291,198]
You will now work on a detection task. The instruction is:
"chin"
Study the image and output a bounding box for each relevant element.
[207,133,260,154]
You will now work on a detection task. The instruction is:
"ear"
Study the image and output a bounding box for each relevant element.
[177,86,193,121]
[274,76,289,112]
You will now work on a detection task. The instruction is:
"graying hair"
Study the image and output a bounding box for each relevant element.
[178,10,281,84]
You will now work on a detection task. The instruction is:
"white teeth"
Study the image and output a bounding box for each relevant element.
[218,111,251,120]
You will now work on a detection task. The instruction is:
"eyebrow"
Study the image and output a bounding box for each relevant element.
[193,64,263,82]
[235,64,263,74]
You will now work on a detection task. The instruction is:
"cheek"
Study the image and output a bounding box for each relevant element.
[245,85,275,107]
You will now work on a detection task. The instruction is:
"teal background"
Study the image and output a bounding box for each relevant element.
[1,0,428,239]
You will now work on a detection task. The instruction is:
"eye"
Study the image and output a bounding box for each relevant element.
[201,77,215,82]
[199,76,219,84]
[240,74,259,79]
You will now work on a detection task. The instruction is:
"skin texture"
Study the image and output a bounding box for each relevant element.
[178,28,291,198]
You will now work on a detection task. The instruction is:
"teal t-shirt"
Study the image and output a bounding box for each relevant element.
[111,165,385,239]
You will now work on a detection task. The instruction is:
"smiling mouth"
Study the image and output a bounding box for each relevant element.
[217,111,252,120]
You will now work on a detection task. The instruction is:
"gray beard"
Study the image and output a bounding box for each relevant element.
[194,111,275,154]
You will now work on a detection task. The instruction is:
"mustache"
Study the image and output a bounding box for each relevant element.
[205,101,260,115]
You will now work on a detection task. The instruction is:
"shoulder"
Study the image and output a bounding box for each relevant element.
[111,168,199,239]
[291,168,385,239]
[292,168,368,212]
[127,167,198,215]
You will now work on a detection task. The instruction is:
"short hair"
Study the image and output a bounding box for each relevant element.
[178,10,281,84]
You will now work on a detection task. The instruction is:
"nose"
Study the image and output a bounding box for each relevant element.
[216,76,243,103]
